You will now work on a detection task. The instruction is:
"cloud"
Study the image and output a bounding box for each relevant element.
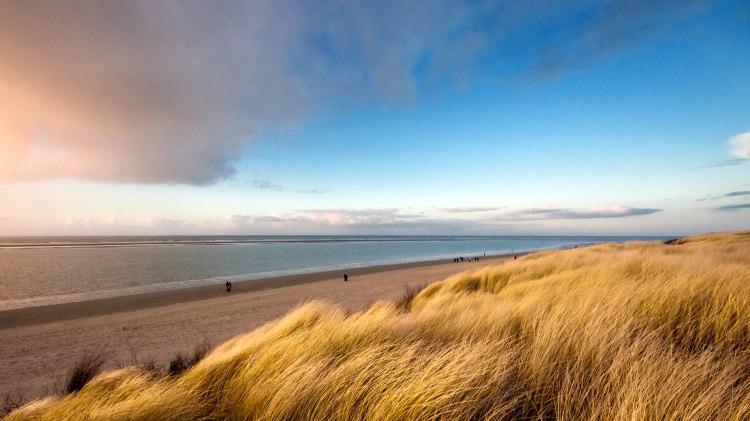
[437,206,505,213]
[295,189,330,195]
[251,179,282,191]
[490,205,661,220]
[696,190,750,202]
[223,214,291,228]
[225,209,416,228]
[527,0,710,77]
[697,191,750,201]
[215,206,664,234]
[61,216,128,233]
[730,132,750,159]
[217,205,665,234]
[139,218,189,230]
[0,1,715,184]
[715,203,750,211]
[221,208,460,235]
[696,194,721,202]
[64,217,98,230]
[56,216,194,234]
[692,159,749,170]
[294,208,415,226]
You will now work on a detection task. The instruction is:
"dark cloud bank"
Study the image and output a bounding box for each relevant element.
[715,203,750,211]
[0,0,714,185]
[490,206,661,220]
[697,191,750,202]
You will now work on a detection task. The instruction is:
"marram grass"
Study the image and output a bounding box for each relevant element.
[7,231,750,420]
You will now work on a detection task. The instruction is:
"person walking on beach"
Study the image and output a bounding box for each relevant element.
[225,281,232,292]
[344,273,348,282]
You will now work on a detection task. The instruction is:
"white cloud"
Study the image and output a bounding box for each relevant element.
[729,132,750,159]
[64,217,97,230]
[218,208,467,235]
[295,209,406,226]
[437,206,505,213]
[295,189,330,195]
[139,218,189,230]
[251,180,283,191]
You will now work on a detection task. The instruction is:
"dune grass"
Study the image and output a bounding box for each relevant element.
[6,231,750,420]
[63,352,106,395]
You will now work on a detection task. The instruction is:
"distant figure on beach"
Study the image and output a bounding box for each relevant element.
[225,281,232,292]
[344,273,348,282]
[514,255,517,260]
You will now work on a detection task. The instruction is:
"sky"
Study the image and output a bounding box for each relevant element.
[0,0,748,236]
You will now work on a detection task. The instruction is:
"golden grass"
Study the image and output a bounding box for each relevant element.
[7,231,750,420]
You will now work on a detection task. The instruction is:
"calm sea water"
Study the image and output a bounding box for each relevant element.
[0,235,667,310]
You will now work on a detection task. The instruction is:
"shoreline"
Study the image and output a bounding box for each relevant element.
[0,253,525,330]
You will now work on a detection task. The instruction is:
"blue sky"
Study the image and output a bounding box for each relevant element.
[0,0,748,235]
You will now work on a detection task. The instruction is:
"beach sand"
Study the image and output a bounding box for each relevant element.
[0,255,514,401]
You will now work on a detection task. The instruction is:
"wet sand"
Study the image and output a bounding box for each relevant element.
[0,254,517,400]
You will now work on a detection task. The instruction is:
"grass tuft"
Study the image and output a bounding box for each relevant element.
[167,353,189,376]
[0,392,24,418]
[395,283,428,312]
[63,352,106,394]
[168,340,212,376]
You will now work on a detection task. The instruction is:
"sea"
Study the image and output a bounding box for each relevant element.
[0,235,669,311]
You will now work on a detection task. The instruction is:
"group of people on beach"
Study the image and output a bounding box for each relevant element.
[453,255,482,263]
[452,253,518,262]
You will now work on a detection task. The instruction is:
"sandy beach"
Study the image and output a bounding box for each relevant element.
[0,254,514,401]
